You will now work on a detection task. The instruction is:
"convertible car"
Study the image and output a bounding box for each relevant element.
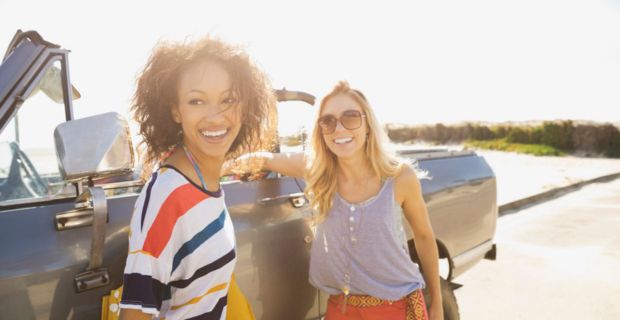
[0,30,497,319]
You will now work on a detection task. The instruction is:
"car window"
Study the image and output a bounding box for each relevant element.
[0,59,76,204]
[0,142,12,180]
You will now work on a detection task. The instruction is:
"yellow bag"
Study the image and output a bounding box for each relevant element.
[226,274,255,320]
[101,274,254,320]
[101,286,123,320]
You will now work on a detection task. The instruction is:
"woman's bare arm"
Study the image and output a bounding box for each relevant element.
[225,152,306,178]
[396,165,444,320]
[119,309,153,320]
[263,152,306,178]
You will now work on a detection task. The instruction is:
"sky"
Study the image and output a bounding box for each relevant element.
[1,0,620,139]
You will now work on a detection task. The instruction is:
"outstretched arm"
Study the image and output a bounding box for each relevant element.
[224,152,306,178]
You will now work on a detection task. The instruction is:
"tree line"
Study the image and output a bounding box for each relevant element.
[386,121,620,157]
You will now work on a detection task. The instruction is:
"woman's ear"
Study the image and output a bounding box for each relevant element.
[171,105,181,124]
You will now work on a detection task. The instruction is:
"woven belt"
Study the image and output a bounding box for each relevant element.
[329,294,398,307]
[329,290,427,320]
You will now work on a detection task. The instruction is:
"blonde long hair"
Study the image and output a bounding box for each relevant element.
[305,81,403,221]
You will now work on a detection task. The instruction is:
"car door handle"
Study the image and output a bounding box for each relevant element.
[55,200,109,230]
[258,192,308,208]
[55,207,97,230]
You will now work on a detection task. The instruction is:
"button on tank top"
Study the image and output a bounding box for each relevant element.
[309,177,425,300]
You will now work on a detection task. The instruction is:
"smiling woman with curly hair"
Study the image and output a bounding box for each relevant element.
[119,36,276,320]
[132,36,277,176]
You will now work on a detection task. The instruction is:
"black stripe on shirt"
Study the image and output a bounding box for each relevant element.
[169,249,236,289]
[121,273,170,310]
[140,171,158,231]
[161,164,222,197]
[186,295,228,320]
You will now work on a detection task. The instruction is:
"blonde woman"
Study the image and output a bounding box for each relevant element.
[236,81,443,319]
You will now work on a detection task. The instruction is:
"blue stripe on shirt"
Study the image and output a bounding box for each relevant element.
[171,209,227,273]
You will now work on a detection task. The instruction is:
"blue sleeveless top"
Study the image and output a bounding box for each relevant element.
[308,177,425,300]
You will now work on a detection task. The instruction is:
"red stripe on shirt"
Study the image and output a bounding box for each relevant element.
[142,184,209,257]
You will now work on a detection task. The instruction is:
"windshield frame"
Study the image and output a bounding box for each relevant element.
[0,35,75,137]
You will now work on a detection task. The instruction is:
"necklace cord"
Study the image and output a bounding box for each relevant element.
[183,145,208,190]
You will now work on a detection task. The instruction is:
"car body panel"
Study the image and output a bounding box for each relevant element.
[0,194,136,319]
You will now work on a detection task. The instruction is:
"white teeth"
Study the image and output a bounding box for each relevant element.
[201,129,227,137]
[334,137,353,144]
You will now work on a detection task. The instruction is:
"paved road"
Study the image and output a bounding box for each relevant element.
[453,178,620,320]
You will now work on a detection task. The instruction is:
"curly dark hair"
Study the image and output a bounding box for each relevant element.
[132,36,277,174]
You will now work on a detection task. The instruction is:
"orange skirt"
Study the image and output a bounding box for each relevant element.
[326,290,428,320]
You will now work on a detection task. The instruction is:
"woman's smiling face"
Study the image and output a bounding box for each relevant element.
[172,59,242,161]
[320,93,368,160]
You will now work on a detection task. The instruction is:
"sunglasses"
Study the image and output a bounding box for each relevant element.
[317,109,366,135]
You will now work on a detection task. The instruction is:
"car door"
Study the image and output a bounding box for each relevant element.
[0,54,142,319]
[224,98,321,320]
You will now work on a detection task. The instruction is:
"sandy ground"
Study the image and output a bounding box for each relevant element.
[454,178,620,319]
[475,150,620,205]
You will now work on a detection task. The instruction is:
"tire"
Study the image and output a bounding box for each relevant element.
[423,277,460,320]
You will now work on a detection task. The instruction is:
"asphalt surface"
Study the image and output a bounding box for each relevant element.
[454,178,620,319]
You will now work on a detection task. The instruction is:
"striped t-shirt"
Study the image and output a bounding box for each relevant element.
[120,165,236,319]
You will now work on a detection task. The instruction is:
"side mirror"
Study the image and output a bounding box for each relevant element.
[54,112,134,183]
[53,112,134,293]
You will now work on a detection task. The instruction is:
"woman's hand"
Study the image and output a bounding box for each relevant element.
[220,152,266,177]
[428,301,444,320]
[221,159,236,176]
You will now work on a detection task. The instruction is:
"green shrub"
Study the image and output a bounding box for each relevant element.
[385,120,619,157]
[529,127,543,144]
[541,121,574,150]
[465,138,564,156]
[506,127,530,143]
